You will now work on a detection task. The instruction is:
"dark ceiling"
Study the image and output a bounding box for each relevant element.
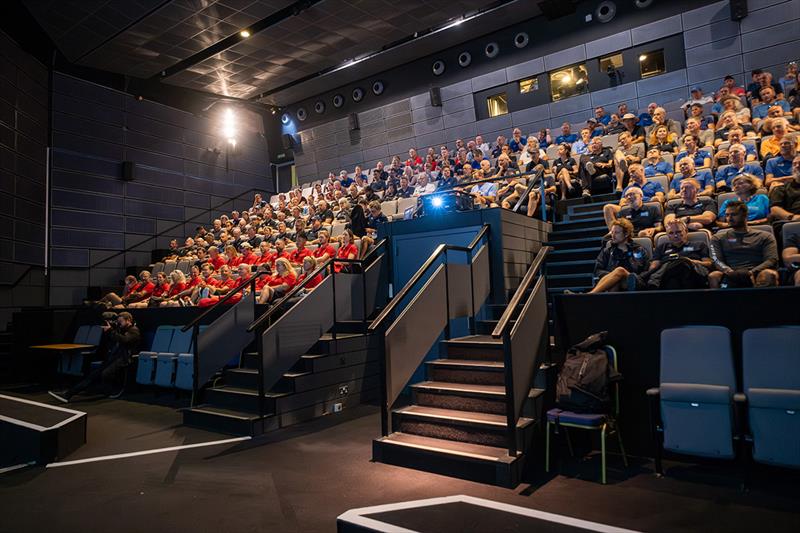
[22,0,539,106]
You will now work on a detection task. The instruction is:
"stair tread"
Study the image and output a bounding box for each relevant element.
[412,380,506,396]
[555,216,606,225]
[228,367,311,379]
[444,334,501,346]
[426,358,505,369]
[318,332,364,340]
[187,405,273,420]
[211,385,289,398]
[546,259,596,267]
[549,246,601,254]
[395,405,533,428]
[545,237,602,246]
[547,273,594,279]
[377,432,518,463]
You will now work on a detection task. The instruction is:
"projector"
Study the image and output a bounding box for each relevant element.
[420,190,474,215]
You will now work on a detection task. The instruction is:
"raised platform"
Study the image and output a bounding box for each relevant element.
[0,394,86,467]
[337,495,641,533]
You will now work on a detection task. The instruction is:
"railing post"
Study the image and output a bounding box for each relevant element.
[443,249,451,340]
[250,277,257,316]
[191,323,200,408]
[468,248,476,336]
[379,329,389,437]
[331,265,338,342]
[502,329,518,456]
[539,178,547,222]
[256,323,265,427]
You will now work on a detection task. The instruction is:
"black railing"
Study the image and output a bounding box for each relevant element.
[492,245,551,455]
[369,224,491,437]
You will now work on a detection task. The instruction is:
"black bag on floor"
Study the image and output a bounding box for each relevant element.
[556,331,620,413]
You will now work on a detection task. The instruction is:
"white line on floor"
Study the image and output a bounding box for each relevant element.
[0,462,35,474]
[45,436,251,468]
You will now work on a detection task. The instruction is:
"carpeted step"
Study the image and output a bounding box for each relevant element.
[474,319,516,336]
[548,285,593,296]
[392,405,534,448]
[203,386,284,413]
[372,432,522,487]
[545,260,596,276]
[552,216,607,231]
[182,405,276,436]
[440,335,503,361]
[548,247,600,262]
[546,273,595,289]
[412,381,507,415]
[545,236,602,250]
[546,226,608,241]
[426,358,505,385]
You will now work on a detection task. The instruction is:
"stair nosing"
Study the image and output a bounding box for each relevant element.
[426,358,505,369]
[412,380,506,396]
[394,405,533,428]
[377,432,518,463]
[187,406,269,421]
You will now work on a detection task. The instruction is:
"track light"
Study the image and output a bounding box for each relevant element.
[240,30,251,38]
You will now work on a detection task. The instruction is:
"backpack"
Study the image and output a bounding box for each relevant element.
[556,331,621,413]
[654,257,709,290]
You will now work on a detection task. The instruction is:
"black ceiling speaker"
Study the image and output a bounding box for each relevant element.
[458,52,472,67]
[729,0,748,20]
[485,42,499,58]
[430,87,442,107]
[432,60,445,76]
[372,81,385,95]
[352,87,364,102]
[595,1,617,23]
[281,133,296,150]
[332,94,344,108]
[121,161,135,181]
[633,0,654,7]
[314,101,325,114]
[514,32,529,48]
[538,0,577,19]
[348,112,359,131]
[296,107,307,121]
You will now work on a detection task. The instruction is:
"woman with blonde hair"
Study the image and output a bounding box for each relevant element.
[296,256,324,292]
[160,270,189,307]
[257,257,297,304]
[225,244,243,267]
[648,125,679,154]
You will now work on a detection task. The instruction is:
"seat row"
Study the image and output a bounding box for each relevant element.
[135,325,204,390]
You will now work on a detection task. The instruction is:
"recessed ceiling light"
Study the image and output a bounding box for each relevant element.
[240,30,251,38]
[639,54,647,62]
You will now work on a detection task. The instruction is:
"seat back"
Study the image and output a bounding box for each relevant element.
[394,197,417,219]
[660,153,674,168]
[73,325,90,344]
[654,230,710,250]
[169,327,194,354]
[163,260,177,273]
[546,144,559,160]
[381,200,398,217]
[659,326,736,458]
[151,262,165,276]
[85,326,103,346]
[632,237,653,260]
[647,175,669,193]
[782,222,800,252]
[742,327,800,467]
[150,326,175,352]
[750,224,774,236]
[176,259,191,274]
[716,191,737,210]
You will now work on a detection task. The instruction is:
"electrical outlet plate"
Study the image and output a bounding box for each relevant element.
[333,402,343,413]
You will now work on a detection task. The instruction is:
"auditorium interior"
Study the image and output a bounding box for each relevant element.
[1,0,799,531]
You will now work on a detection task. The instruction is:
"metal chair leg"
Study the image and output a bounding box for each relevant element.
[564,427,574,457]
[616,426,629,467]
[601,423,608,485]
[545,421,551,472]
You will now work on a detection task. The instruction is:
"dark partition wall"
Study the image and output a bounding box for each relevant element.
[0,31,48,317]
[48,73,273,305]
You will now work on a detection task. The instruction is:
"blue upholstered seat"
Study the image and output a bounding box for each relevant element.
[136,326,174,385]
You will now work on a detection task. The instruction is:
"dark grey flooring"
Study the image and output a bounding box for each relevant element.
[0,387,798,533]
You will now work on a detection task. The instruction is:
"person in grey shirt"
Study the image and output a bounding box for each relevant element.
[709,200,779,288]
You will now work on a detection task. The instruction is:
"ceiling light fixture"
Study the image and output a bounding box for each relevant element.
[222,108,237,145]
[639,54,647,62]
[240,30,251,38]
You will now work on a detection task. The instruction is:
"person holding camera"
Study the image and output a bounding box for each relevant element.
[48,312,141,403]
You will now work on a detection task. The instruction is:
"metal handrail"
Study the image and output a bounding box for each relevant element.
[491,245,551,339]
[180,271,269,332]
[246,238,388,333]
[368,224,490,332]
[90,187,265,269]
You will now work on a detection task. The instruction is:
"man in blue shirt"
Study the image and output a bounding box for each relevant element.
[765,138,797,189]
[507,128,527,153]
[554,122,578,145]
[643,147,674,178]
[638,102,657,127]
[587,118,605,138]
[603,163,664,227]
[594,106,611,126]
[752,86,791,123]
[714,143,764,191]
[339,170,354,188]
[572,128,592,156]
[669,157,714,199]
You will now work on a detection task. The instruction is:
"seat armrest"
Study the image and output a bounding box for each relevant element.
[733,393,747,404]
[646,387,660,397]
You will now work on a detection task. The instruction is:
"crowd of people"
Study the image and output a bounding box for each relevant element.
[92,65,800,307]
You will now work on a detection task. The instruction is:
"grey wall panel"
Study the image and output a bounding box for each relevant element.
[636,69,688,97]
[740,0,800,33]
[385,112,413,130]
[414,130,447,150]
[383,99,412,117]
[125,217,157,235]
[314,144,339,162]
[51,171,124,195]
[443,107,476,129]
[631,15,683,46]
[362,130,389,148]
[681,1,730,31]
[548,111,593,130]
[124,199,185,221]
[441,94,474,115]
[340,150,364,167]
[387,139,414,157]
[505,57,546,83]
[317,157,342,173]
[687,55,744,84]
[683,19,742,49]
[363,145,389,161]
[51,209,124,231]
[444,123,478,144]
[511,104,549,127]
[636,87,690,110]
[358,119,387,136]
[742,39,800,70]
[51,229,124,249]
[685,37,742,67]
[413,117,444,136]
[515,120,551,137]
[440,79,473,101]
[549,93,592,118]
[749,0,793,8]
[52,189,123,213]
[741,21,800,52]
[386,125,416,143]
[589,82,639,109]
[358,106,385,125]
[543,44,586,71]
[471,70,509,92]
[586,31,633,59]
[476,114,513,134]
[51,248,89,268]
[412,105,443,123]
[409,92,431,110]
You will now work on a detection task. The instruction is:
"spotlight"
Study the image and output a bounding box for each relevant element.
[271,108,276,115]
[240,29,251,38]
[431,196,444,208]
[222,108,237,146]
[639,54,647,62]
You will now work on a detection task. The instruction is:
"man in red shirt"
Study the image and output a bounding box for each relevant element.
[208,247,227,270]
[289,233,313,265]
[119,270,156,307]
[313,230,336,262]
[406,147,423,168]
[240,242,259,265]
[198,265,237,307]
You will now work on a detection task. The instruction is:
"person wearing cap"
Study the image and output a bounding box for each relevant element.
[621,113,646,144]
[682,86,714,113]
[723,74,745,97]
[587,117,605,138]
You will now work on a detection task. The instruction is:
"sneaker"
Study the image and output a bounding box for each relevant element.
[563,289,576,295]
[582,189,591,198]
[48,390,70,404]
[626,273,639,292]
[585,161,596,175]
[617,159,628,175]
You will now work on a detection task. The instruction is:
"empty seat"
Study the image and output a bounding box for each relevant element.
[154,328,194,388]
[601,134,619,151]
[163,260,177,274]
[175,325,207,391]
[61,325,103,375]
[652,326,737,473]
[782,222,800,252]
[546,144,560,160]
[151,262,165,276]
[136,326,174,386]
[742,327,800,468]
[647,175,670,194]
[392,197,418,221]
[176,259,191,274]
[381,200,398,217]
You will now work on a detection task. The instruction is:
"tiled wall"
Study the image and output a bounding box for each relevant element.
[49,73,273,305]
[295,0,799,182]
[0,30,48,314]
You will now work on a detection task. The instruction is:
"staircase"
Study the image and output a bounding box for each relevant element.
[372,309,546,488]
[544,192,620,295]
[183,326,380,436]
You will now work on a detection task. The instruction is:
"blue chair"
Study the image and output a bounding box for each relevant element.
[174,325,207,391]
[742,327,800,469]
[545,346,627,484]
[648,326,738,475]
[61,325,103,376]
[136,326,174,385]
[154,328,194,388]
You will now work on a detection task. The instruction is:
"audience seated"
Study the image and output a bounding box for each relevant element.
[587,219,651,293]
[768,156,800,222]
[644,219,712,290]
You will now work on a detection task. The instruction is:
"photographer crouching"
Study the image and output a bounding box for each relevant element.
[48,312,141,404]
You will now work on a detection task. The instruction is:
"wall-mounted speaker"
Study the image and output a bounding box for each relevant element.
[729,0,748,20]
[348,112,359,131]
[281,133,296,150]
[332,94,344,108]
[430,87,442,107]
[121,161,135,181]
[297,107,307,121]
[352,87,364,102]
[458,52,472,67]
[485,42,499,58]
[595,1,617,23]
[371,81,385,95]
[432,60,445,76]
[633,0,654,8]
[314,101,325,114]
[514,32,529,48]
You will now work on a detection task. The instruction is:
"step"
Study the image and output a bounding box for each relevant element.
[546,273,595,289]
[225,367,313,391]
[548,285,593,296]
[545,260,596,276]
[485,303,524,320]
[412,381,508,415]
[548,247,600,262]
[474,319,515,336]
[562,192,620,210]
[545,236,603,250]
[392,405,534,449]
[203,386,283,413]
[440,335,503,361]
[182,405,276,436]
[546,226,608,241]
[425,358,505,385]
[553,216,607,231]
[372,432,522,488]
